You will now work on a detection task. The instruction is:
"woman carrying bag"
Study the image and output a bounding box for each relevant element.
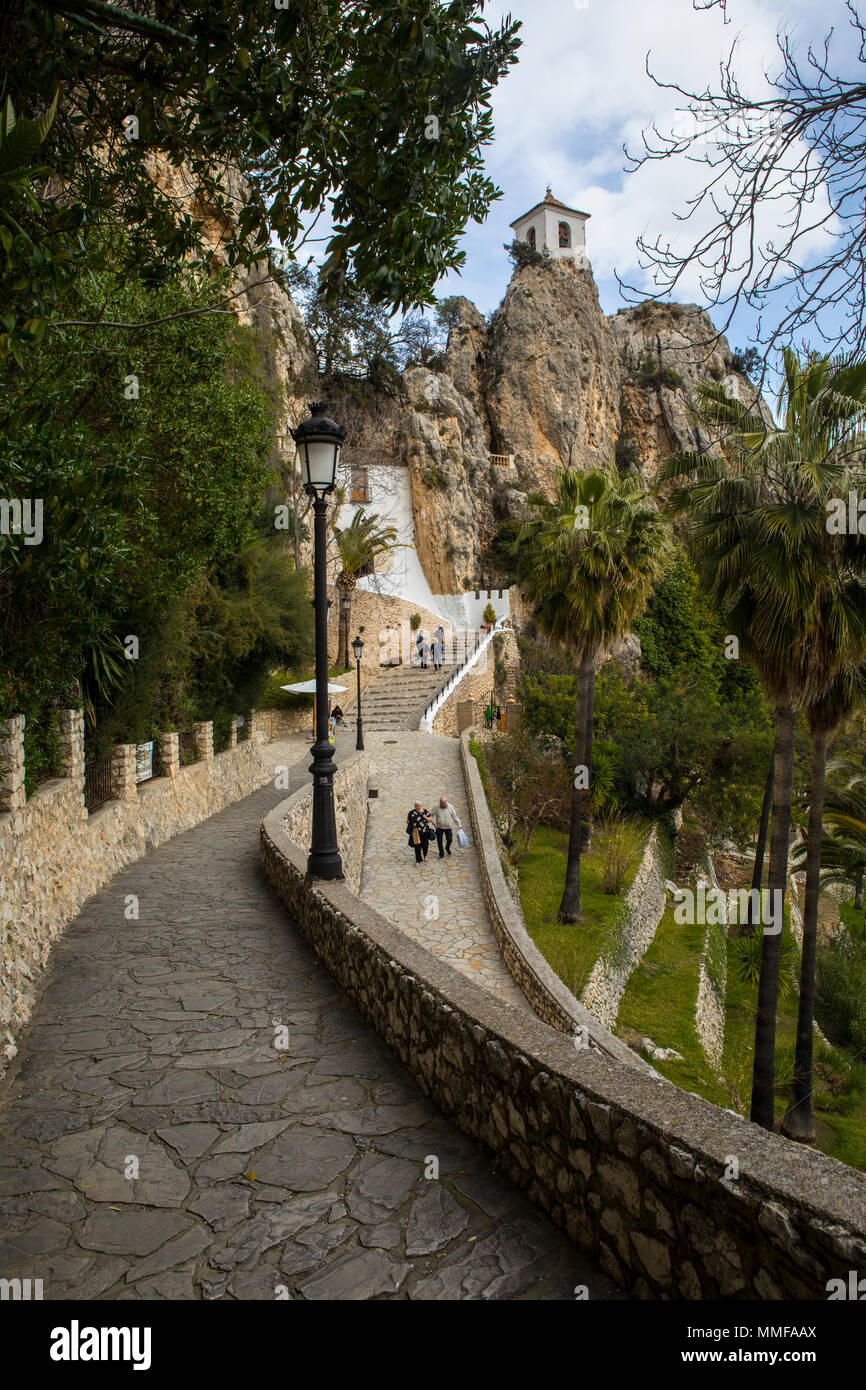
[406,802,434,865]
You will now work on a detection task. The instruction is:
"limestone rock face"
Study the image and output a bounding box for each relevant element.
[402,367,495,593]
[483,259,622,494]
[610,303,763,480]
[441,296,490,430]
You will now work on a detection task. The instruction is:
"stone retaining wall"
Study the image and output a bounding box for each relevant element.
[580,828,667,1029]
[252,706,313,742]
[458,730,647,1071]
[278,751,369,896]
[260,803,866,1299]
[0,712,267,1074]
[432,631,520,736]
[695,850,727,1072]
[327,587,454,670]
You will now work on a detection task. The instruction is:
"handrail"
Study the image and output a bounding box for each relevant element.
[419,618,506,731]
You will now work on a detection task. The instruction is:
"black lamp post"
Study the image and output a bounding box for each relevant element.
[291,402,346,881]
[351,634,365,751]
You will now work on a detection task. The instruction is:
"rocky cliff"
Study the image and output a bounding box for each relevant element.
[153,161,761,597]
[396,258,760,592]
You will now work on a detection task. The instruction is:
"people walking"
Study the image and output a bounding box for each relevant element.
[419,638,430,670]
[432,796,462,858]
[431,633,443,671]
[415,630,424,666]
[434,624,445,664]
[406,802,434,864]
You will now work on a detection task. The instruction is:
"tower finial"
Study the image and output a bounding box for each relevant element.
[545,182,552,199]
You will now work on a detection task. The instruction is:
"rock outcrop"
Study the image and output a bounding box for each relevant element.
[392,265,761,592]
[402,367,494,593]
[611,302,762,481]
[484,258,621,492]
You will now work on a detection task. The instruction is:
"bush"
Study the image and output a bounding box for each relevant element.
[816,929,866,1053]
[504,238,550,270]
[635,353,684,392]
[728,346,761,379]
[483,601,497,625]
[731,932,799,1000]
[595,815,645,894]
[615,431,641,476]
[260,669,314,711]
[409,613,422,632]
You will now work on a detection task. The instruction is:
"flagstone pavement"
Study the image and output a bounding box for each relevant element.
[360,731,529,1010]
[0,740,615,1300]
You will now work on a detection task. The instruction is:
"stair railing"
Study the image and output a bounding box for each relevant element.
[419,618,505,732]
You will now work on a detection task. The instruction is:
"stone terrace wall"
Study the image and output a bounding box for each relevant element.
[327,586,454,671]
[580,828,667,1029]
[279,751,369,895]
[431,631,519,736]
[459,730,647,1071]
[695,850,727,1072]
[0,712,266,1074]
[261,804,866,1299]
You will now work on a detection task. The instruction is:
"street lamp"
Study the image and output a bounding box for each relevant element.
[291,402,346,881]
[351,634,365,751]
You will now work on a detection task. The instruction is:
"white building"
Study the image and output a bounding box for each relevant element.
[509,187,590,264]
[332,460,511,638]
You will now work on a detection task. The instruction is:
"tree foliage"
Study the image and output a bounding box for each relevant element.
[0,0,522,360]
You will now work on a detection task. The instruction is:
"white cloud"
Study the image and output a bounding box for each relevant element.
[440,0,840,324]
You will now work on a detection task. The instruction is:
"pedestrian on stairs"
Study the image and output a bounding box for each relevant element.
[406,802,434,864]
[431,633,443,671]
[432,796,462,858]
[419,638,430,670]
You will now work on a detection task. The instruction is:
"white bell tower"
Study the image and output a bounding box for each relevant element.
[509,187,590,265]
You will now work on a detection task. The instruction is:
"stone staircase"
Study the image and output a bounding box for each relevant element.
[353,661,461,733]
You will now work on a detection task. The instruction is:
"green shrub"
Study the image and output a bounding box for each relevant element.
[816,929,866,1053]
[595,815,645,894]
[409,613,422,632]
[260,669,314,711]
[504,238,549,270]
[635,351,684,392]
[731,931,799,999]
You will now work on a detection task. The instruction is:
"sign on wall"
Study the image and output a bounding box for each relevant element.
[135,741,154,783]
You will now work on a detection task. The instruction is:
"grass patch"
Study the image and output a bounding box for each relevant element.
[518,824,647,998]
[616,905,730,1106]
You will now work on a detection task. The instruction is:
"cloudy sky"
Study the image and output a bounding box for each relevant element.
[436,0,848,354]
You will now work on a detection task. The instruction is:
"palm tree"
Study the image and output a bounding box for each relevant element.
[331,506,402,669]
[660,348,866,1130]
[516,467,668,923]
[796,759,866,935]
[782,672,865,1142]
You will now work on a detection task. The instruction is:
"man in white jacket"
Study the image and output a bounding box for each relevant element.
[432,796,462,858]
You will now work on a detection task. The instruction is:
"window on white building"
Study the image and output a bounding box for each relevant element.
[350,467,369,503]
[527,226,536,250]
[558,221,571,248]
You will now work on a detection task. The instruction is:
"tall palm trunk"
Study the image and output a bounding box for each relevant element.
[750,706,796,1130]
[558,651,594,923]
[743,758,774,935]
[781,726,827,1142]
[579,674,595,853]
[337,583,352,669]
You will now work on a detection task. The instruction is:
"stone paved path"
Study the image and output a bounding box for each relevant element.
[0,753,614,1299]
[360,731,528,1009]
